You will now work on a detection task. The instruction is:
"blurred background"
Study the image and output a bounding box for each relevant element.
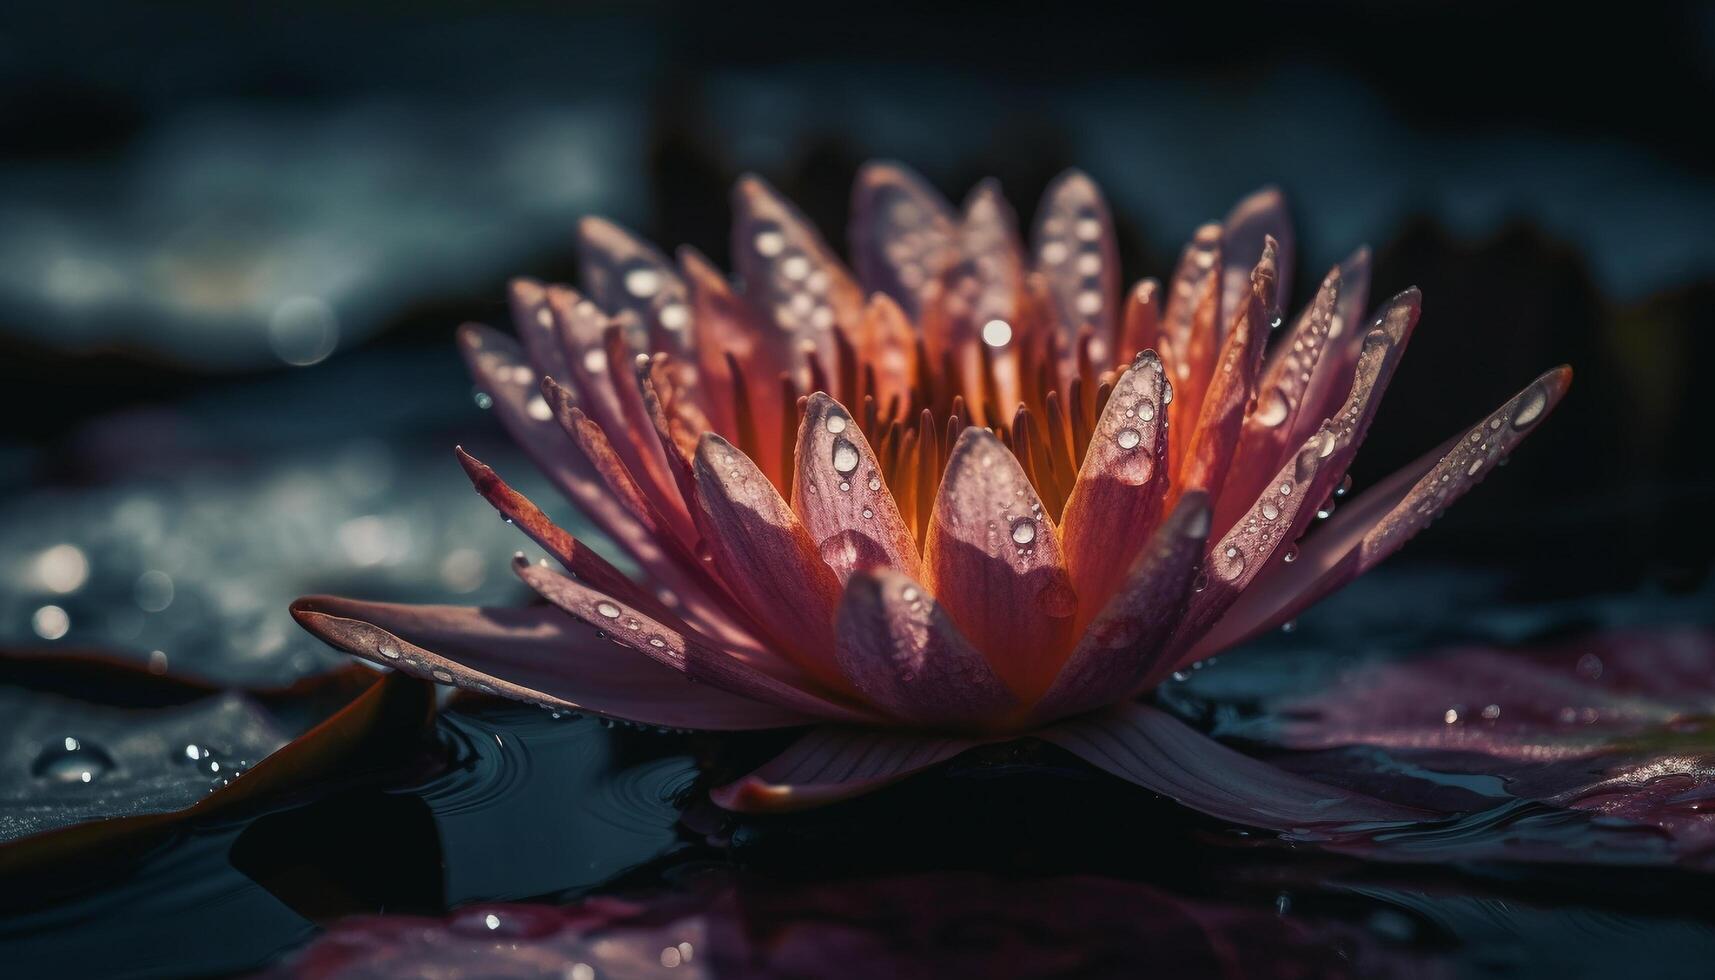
[4,1,1713,685]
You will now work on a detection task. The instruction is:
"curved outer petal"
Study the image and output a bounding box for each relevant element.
[923,427,1078,701]
[1059,349,1171,619]
[1034,493,1210,723]
[792,392,921,581]
[1170,288,1420,659]
[1038,704,1430,832]
[512,559,881,725]
[710,726,982,813]
[849,160,957,320]
[732,174,865,381]
[290,597,816,731]
[1186,366,1572,661]
[1220,187,1293,340]
[575,216,692,355]
[1285,246,1373,454]
[833,570,1015,729]
[691,433,847,691]
[1033,169,1119,359]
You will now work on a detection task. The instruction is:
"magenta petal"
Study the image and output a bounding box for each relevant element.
[290,597,816,731]
[575,216,692,355]
[849,161,957,320]
[833,570,1015,729]
[1038,703,1429,831]
[1220,187,1293,339]
[1032,169,1120,355]
[709,726,983,812]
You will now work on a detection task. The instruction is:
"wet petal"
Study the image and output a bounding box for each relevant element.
[833,570,1015,729]
[1060,350,1171,616]
[1171,289,1420,659]
[1285,246,1373,453]
[1035,493,1210,722]
[731,174,865,380]
[291,597,819,731]
[506,278,572,381]
[575,216,691,354]
[1118,278,1161,364]
[1188,366,1570,659]
[710,727,981,812]
[1175,236,1277,498]
[691,433,847,690]
[849,160,957,320]
[1033,169,1119,357]
[1038,703,1429,831]
[850,293,919,415]
[513,560,879,725]
[1220,187,1293,336]
[1216,264,1341,531]
[681,245,792,468]
[1161,224,1222,474]
[792,392,920,582]
[923,427,1077,700]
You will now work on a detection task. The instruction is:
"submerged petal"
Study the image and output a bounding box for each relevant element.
[1060,349,1171,617]
[1035,494,1210,723]
[710,726,981,812]
[793,392,921,581]
[1188,366,1572,660]
[833,570,1015,729]
[290,598,814,731]
[923,427,1077,700]
[1038,704,1428,831]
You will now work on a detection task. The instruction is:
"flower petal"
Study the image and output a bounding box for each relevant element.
[1175,236,1277,498]
[1038,703,1429,831]
[1033,169,1119,358]
[1034,493,1210,723]
[1118,278,1161,364]
[1170,289,1420,659]
[575,216,692,355]
[710,726,982,812]
[1220,187,1293,338]
[506,278,572,381]
[691,433,848,690]
[1161,224,1223,475]
[1215,263,1341,531]
[290,597,814,730]
[1285,246,1373,454]
[732,174,865,380]
[849,160,957,320]
[1186,366,1571,660]
[512,560,880,725]
[1059,350,1171,617]
[792,392,921,582]
[833,569,1015,729]
[923,427,1077,700]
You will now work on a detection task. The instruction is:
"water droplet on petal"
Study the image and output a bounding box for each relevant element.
[596,601,621,619]
[1116,428,1141,450]
[33,737,114,784]
[1512,385,1548,429]
[824,414,848,434]
[1010,518,1037,545]
[831,438,859,475]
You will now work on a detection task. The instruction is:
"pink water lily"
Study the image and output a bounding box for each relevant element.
[292,162,1569,827]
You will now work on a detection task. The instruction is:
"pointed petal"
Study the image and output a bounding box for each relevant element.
[1035,493,1210,722]
[924,181,1024,410]
[1161,224,1223,474]
[681,246,792,455]
[1171,293,1420,658]
[1118,278,1161,363]
[1221,187,1293,336]
[575,216,692,354]
[1060,350,1171,616]
[1033,169,1120,357]
[710,726,981,812]
[513,560,880,725]
[1038,704,1429,830]
[792,392,921,581]
[833,570,1015,728]
[731,174,865,379]
[1216,264,1341,530]
[1187,366,1571,660]
[849,161,957,320]
[1176,237,1278,498]
[290,597,814,731]
[850,293,919,415]
[923,427,1077,700]
[691,433,847,690]
[1286,246,1372,453]
[506,278,572,381]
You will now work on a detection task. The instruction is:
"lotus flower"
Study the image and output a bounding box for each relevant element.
[292,163,1570,825]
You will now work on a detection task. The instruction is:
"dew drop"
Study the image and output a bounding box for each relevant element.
[1116,427,1142,450]
[831,438,860,475]
[595,601,621,619]
[1260,501,1280,521]
[33,737,114,784]
[1511,385,1548,429]
[868,476,881,492]
[824,414,848,434]
[1279,619,1297,634]
[1282,545,1299,563]
[1010,518,1037,545]
[432,668,454,683]
[1138,402,1155,422]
